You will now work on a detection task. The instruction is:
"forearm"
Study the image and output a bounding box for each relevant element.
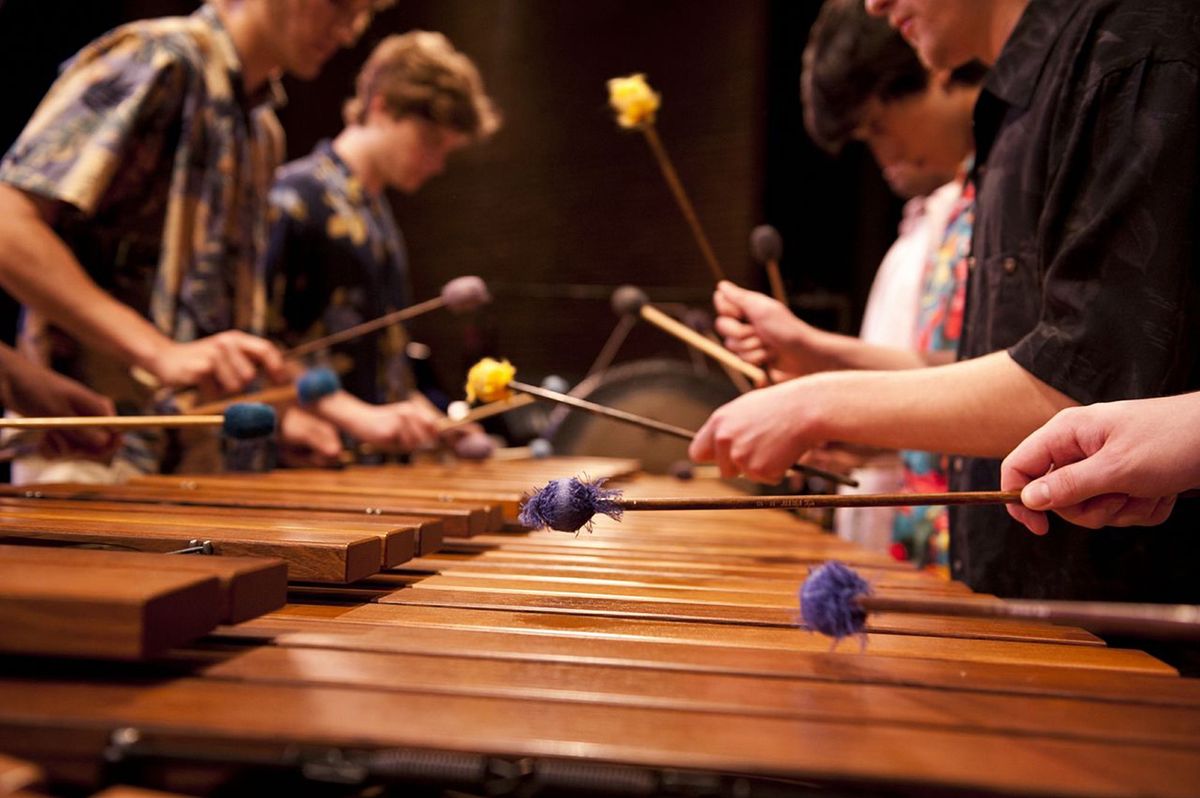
[311,389,367,430]
[806,327,930,371]
[803,351,1078,457]
[0,187,169,369]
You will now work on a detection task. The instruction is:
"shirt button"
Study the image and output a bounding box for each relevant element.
[952,559,963,574]
[1003,256,1018,274]
[967,255,977,271]
[952,456,964,472]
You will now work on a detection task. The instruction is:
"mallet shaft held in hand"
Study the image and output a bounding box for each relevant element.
[640,124,726,283]
[507,380,855,486]
[857,594,1200,640]
[1,415,226,430]
[801,560,1200,642]
[191,384,299,415]
[614,489,1021,512]
[638,304,766,383]
[286,296,445,360]
[436,394,535,431]
[765,259,787,305]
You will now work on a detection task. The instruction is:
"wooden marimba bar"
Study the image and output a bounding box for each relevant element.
[0,457,1198,797]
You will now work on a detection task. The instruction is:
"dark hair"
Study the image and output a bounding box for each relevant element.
[801,0,929,153]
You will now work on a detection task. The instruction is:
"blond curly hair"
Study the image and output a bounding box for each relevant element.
[344,30,501,141]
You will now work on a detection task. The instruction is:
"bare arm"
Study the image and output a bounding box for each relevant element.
[313,390,440,452]
[712,281,929,378]
[0,185,167,369]
[0,342,117,455]
[690,350,1077,482]
[0,186,284,391]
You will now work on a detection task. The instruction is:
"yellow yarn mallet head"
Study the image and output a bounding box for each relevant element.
[465,358,516,404]
[607,73,660,129]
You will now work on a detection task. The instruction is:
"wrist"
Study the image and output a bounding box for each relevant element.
[130,330,174,375]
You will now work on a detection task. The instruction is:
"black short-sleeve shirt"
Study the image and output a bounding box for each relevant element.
[949,0,1200,602]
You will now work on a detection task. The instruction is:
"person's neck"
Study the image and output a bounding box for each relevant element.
[982,0,1032,64]
[209,0,277,92]
[332,127,384,196]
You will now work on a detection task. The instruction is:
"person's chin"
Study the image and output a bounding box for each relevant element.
[286,60,324,81]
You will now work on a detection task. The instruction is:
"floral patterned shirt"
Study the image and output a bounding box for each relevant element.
[267,140,413,404]
[0,6,285,471]
[893,164,974,568]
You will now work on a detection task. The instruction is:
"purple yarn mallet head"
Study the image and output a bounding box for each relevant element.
[441,276,491,313]
[519,476,623,532]
[799,561,871,640]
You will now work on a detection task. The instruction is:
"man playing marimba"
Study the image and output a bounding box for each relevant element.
[266,30,501,464]
[692,0,1200,605]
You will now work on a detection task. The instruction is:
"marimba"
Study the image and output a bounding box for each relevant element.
[0,457,1197,797]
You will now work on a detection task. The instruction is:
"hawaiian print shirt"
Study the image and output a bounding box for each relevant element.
[0,6,285,471]
[267,140,413,405]
[893,162,974,568]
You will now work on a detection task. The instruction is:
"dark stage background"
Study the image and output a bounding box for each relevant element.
[0,0,899,395]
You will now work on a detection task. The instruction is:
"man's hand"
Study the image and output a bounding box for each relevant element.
[278,405,343,467]
[142,331,287,393]
[0,345,118,456]
[713,281,834,379]
[689,378,828,482]
[314,392,441,452]
[1001,396,1200,534]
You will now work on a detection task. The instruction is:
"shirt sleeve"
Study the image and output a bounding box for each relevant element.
[1009,59,1200,405]
[0,27,188,216]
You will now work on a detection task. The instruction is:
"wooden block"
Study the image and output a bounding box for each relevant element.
[229,617,1200,707]
[0,512,381,583]
[0,545,286,624]
[0,560,220,659]
[124,478,503,535]
[0,753,43,795]
[0,675,1196,797]
[195,644,1200,750]
[3,484,452,548]
[265,602,1173,674]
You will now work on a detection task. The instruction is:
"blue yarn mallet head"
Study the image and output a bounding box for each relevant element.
[222,402,277,439]
[519,476,623,532]
[297,367,341,406]
[799,561,871,640]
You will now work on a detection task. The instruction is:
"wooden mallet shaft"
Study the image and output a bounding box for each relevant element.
[191,384,300,416]
[286,295,445,360]
[613,489,1021,512]
[0,415,227,431]
[857,594,1200,641]
[641,124,726,283]
[639,304,766,383]
[507,380,855,487]
[765,259,787,305]
[436,394,535,432]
